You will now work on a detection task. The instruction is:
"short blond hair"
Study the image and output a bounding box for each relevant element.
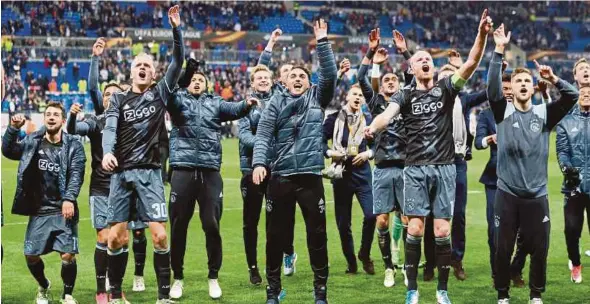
[573,58,588,75]
[249,65,273,83]
[511,67,532,80]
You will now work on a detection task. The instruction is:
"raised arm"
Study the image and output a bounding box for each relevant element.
[487,24,511,124]
[63,139,86,205]
[455,10,492,81]
[357,63,375,103]
[534,60,579,130]
[159,5,185,102]
[555,122,573,169]
[314,19,338,109]
[89,38,106,114]
[238,117,256,149]
[258,29,282,66]
[219,97,252,122]
[2,115,26,160]
[66,103,94,136]
[462,90,488,112]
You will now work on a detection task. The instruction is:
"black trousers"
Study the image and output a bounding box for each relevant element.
[564,192,590,267]
[485,185,527,278]
[159,145,169,183]
[266,174,328,292]
[169,168,223,280]
[494,189,550,296]
[241,173,296,268]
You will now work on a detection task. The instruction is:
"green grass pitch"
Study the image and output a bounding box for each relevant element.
[2,136,590,303]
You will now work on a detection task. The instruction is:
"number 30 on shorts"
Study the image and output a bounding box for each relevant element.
[151,203,168,219]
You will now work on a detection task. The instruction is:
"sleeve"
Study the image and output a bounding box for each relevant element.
[157,27,185,104]
[66,113,94,136]
[462,90,488,111]
[237,117,256,149]
[219,99,250,122]
[258,49,272,67]
[545,79,579,130]
[1,126,25,160]
[474,111,490,150]
[89,56,104,115]
[556,122,573,169]
[322,112,337,158]
[486,52,508,124]
[357,64,375,104]
[390,89,407,108]
[364,112,375,153]
[315,39,338,109]
[62,140,86,204]
[252,100,278,168]
[102,95,119,155]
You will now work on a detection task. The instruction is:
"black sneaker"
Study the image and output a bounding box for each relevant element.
[249,267,263,285]
[266,286,280,304]
[314,285,328,304]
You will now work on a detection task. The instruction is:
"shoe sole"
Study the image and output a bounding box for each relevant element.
[132,287,145,292]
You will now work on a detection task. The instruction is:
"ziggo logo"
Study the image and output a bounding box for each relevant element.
[411,101,443,115]
[123,106,156,122]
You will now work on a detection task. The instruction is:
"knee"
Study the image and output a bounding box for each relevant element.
[60,253,76,263]
[376,214,389,229]
[151,227,168,249]
[25,255,41,264]
[434,223,451,238]
[201,215,220,234]
[97,228,110,244]
[407,220,424,236]
[108,228,128,249]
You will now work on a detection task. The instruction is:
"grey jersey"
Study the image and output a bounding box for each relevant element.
[487,52,579,198]
[495,103,551,197]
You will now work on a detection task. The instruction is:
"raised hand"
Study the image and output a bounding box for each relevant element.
[479,9,494,35]
[10,114,25,128]
[168,5,181,28]
[92,37,106,57]
[493,23,511,47]
[373,48,389,65]
[270,28,283,44]
[392,30,407,53]
[338,58,351,76]
[534,60,559,84]
[313,19,328,40]
[368,28,380,51]
[70,103,82,115]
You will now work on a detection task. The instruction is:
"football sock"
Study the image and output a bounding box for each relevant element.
[435,236,451,291]
[405,234,422,291]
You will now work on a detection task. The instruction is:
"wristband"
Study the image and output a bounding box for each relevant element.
[372,64,380,78]
[366,48,376,60]
[402,50,412,60]
[317,37,328,43]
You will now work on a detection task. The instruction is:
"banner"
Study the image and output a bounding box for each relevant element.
[130,28,202,40]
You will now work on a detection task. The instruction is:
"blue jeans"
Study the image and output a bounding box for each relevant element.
[332,174,376,265]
